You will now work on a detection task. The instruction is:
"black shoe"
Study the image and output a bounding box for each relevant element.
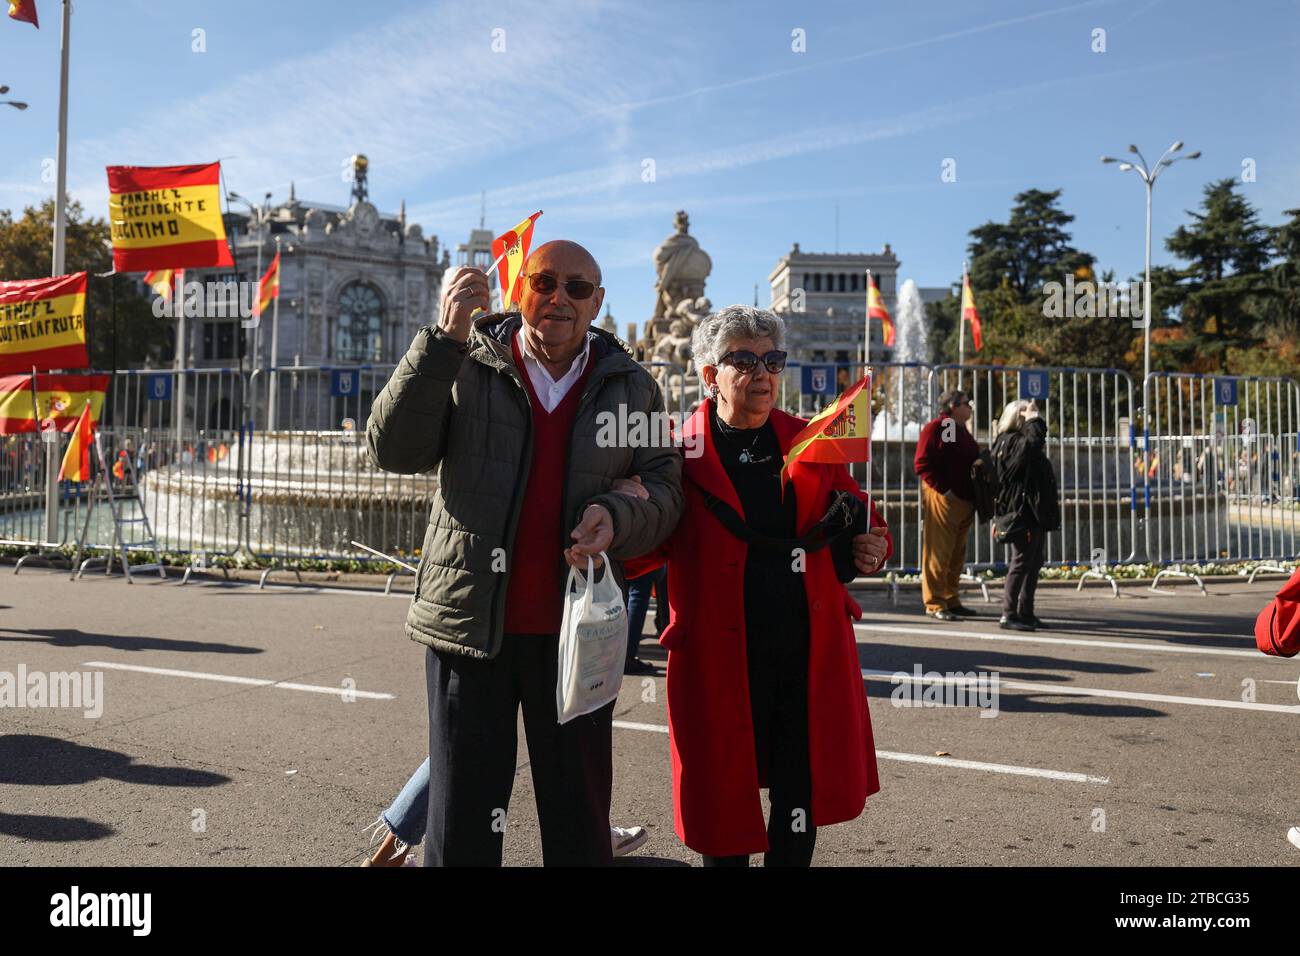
[928,609,960,622]
[1020,613,1045,630]
[949,604,978,618]
[999,614,1035,631]
[623,657,657,676]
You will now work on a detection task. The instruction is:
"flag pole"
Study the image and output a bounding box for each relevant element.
[863,269,872,370]
[269,235,282,431]
[958,261,967,391]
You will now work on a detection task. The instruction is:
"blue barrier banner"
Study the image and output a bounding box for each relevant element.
[146,374,172,401]
[330,369,359,397]
[1019,369,1049,400]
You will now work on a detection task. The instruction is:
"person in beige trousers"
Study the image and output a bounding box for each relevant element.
[913,390,979,621]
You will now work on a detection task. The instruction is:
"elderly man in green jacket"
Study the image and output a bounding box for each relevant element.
[367,239,682,866]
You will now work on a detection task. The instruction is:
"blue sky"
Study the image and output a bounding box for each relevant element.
[2,0,1297,322]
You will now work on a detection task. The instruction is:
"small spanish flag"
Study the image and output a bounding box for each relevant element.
[255,252,280,318]
[961,271,983,351]
[781,372,872,485]
[112,450,127,481]
[143,269,176,300]
[867,274,895,347]
[58,400,94,482]
[7,1,38,27]
[491,211,542,308]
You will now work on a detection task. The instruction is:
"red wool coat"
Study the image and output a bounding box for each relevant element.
[625,401,893,857]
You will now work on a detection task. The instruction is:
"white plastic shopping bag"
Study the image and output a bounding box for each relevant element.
[556,552,628,724]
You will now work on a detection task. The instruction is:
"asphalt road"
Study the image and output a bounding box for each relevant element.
[1,566,1296,867]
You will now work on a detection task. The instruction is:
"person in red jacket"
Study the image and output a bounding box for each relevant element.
[1253,568,1300,850]
[913,389,980,621]
[624,305,893,865]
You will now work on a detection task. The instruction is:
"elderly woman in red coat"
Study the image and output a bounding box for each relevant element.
[621,304,892,866]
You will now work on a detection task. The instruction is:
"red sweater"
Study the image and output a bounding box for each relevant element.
[503,335,594,635]
[914,414,979,501]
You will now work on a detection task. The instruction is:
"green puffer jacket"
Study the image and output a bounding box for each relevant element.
[366,312,684,659]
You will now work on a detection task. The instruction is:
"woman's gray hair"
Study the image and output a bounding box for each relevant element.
[690,305,787,368]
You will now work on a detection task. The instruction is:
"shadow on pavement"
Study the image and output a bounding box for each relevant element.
[859,642,1151,680]
[0,734,231,789]
[0,811,114,842]
[0,627,262,655]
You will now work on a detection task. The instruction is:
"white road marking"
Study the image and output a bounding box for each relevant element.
[83,661,394,700]
[613,719,1107,784]
[861,667,1300,713]
[854,622,1270,660]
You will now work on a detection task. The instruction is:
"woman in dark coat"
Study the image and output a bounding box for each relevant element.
[991,399,1060,631]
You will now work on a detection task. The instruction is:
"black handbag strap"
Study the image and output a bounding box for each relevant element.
[694,480,857,554]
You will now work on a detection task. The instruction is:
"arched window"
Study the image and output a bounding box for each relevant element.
[850,273,859,292]
[838,274,846,292]
[812,274,822,291]
[336,282,384,362]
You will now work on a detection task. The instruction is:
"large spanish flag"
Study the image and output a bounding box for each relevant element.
[867,274,895,346]
[0,372,108,434]
[7,1,38,27]
[254,252,280,318]
[0,272,89,374]
[962,271,983,351]
[781,371,872,485]
[107,163,233,272]
[490,210,542,308]
[57,400,94,482]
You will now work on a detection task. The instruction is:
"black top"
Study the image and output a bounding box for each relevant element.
[710,406,810,676]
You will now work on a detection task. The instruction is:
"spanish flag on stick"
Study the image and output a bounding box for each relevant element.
[490,211,542,308]
[7,1,38,27]
[781,371,872,485]
[255,252,280,318]
[143,268,178,300]
[961,269,983,351]
[57,400,94,482]
[867,273,895,347]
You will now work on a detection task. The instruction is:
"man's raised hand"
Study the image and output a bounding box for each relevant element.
[438,266,490,343]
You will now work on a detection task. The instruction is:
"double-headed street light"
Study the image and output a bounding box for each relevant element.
[1,84,28,110]
[1100,141,1200,385]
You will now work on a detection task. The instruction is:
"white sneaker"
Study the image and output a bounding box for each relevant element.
[611,825,649,858]
[1288,826,1300,850]
[401,851,420,867]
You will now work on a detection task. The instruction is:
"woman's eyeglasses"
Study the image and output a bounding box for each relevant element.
[718,350,788,375]
[523,273,597,300]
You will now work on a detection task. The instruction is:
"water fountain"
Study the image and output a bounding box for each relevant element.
[871,278,931,441]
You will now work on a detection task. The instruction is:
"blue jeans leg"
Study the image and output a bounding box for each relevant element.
[625,572,654,667]
[382,756,430,846]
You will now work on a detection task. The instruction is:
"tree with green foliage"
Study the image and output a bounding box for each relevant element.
[1151,179,1274,373]
[0,198,172,370]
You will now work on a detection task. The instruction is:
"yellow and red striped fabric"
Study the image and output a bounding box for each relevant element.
[867,274,895,346]
[255,252,280,318]
[143,268,177,300]
[0,372,107,435]
[491,211,542,307]
[107,163,234,272]
[962,272,983,351]
[0,272,89,374]
[57,400,94,482]
[781,371,872,484]
[7,1,38,27]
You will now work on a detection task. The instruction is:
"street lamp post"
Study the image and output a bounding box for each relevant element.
[1100,141,1200,385]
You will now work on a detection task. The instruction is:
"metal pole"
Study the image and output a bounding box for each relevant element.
[1143,177,1153,385]
[864,269,872,368]
[959,262,967,391]
[269,235,281,431]
[174,271,186,448]
[44,0,73,546]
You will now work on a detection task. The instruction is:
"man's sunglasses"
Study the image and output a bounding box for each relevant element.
[718,349,788,375]
[523,273,597,300]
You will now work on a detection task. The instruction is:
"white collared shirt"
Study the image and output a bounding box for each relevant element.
[515,328,591,413]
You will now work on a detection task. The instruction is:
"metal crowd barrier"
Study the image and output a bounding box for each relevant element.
[1141,373,1300,591]
[9,359,1298,583]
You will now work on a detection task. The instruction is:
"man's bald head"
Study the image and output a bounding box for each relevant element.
[526,240,602,286]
